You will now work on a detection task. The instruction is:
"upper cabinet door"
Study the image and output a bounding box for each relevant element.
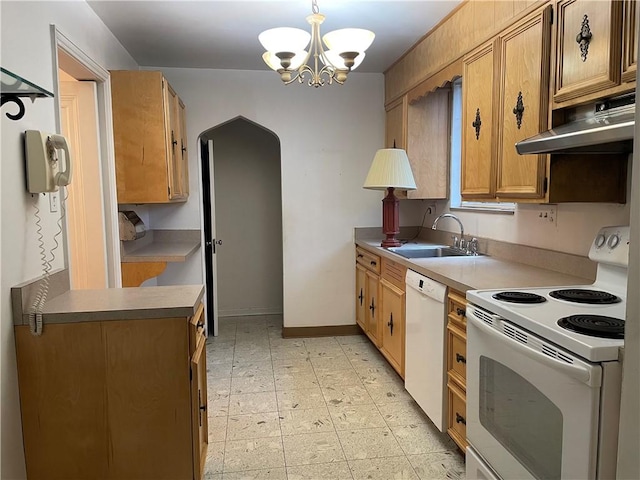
[495,6,552,199]
[461,42,496,199]
[554,0,623,103]
[622,0,637,83]
[385,97,407,149]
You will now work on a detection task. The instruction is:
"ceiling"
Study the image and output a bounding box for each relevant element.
[87,0,462,73]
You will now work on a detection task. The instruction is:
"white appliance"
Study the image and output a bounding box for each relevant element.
[465,225,629,480]
[405,269,448,431]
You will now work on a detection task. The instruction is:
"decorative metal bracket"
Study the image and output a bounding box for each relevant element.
[1,67,53,121]
[513,92,524,129]
[576,14,593,62]
[1,94,26,120]
[472,108,482,140]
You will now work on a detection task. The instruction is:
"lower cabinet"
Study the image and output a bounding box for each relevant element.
[380,277,405,377]
[446,290,468,451]
[14,304,208,480]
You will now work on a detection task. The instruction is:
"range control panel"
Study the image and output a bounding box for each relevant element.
[589,225,630,267]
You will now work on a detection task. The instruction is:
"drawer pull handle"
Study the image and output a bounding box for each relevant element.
[358,288,364,305]
[456,353,466,364]
[198,390,207,427]
[357,254,364,258]
[369,299,376,316]
[196,321,204,330]
[387,313,394,335]
[456,308,466,317]
[576,14,593,62]
[370,260,377,267]
[456,413,466,425]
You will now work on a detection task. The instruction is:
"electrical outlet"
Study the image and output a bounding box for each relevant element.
[537,205,557,225]
[425,202,437,216]
[49,192,59,213]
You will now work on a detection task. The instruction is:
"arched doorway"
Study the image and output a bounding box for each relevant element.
[199,117,283,334]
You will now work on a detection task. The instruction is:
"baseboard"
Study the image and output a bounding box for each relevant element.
[282,324,363,338]
[218,308,283,317]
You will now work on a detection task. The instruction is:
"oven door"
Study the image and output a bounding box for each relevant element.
[466,305,602,480]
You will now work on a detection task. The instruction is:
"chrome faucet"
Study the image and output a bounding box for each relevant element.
[432,213,465,250]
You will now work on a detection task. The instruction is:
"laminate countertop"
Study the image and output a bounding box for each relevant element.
[13,281,204,326]
[356,240,593,292]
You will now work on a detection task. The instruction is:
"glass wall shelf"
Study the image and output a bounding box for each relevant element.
[1,67,54,121]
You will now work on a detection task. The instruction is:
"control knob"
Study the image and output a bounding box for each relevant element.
[607,234,620,249]
[595,234,606,248]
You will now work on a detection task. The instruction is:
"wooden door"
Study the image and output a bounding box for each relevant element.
[178,98,190,196]
[554,0,623,103]
[495,6,551,199]
[622,0,637,83]
[365,271,381,346]
[60,78,108,289]
[385,97,407,149]
[356,264,367,330]
[15,323,108,480]
[380,278,405,376]
[191,336,209,480]
[461,42,496,199]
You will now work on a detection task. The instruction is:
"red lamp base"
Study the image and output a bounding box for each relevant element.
[381,187,401,248]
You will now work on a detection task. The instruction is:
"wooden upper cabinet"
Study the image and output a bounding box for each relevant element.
[461,42,496,199]
[622,0,637,83]
[554,0,623,103]
[385,97,407,149]
[111,70,189,204]
[406,88,450,200]
[495,6,552,199]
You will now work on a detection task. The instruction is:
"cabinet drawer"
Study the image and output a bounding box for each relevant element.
[381,258,406,291]
[189,303,205,354]
[447,377,467,451]
[447,321,467,387]
[447,291,467,327]
[356,247,381,274]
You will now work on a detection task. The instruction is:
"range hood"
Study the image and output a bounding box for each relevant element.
[516,95,635,154]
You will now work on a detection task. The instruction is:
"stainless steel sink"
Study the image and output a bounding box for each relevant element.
[387,246,482,259]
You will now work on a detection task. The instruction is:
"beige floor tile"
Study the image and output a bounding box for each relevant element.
[391,424,457,455]
[306,344,347,358]
[277,387,326,411]
[287,461,353,480]
[348,456,419,480]
[335,335,368,345]
[229,391,278,415]
[209,415,229,443]
[365,381,414,405]
[204,441,225,475]
[223,437,285,473]
[282,431,346,466]
[222,468,286,480]
[322,384,373,407]
[407,451,466,480]
[209,393,231,417]
[208,377,232,396]
[227,411,281,441]
[204,473,223,480]
[316,369,363,387]
[279,407,334,436]
[349,356,394,371]
[232,362,274,378]
[231,375,276,394]
[377,401,430,427]
[329,404,387,431]
[337,427,403,460]
[355,365,403,385]
[208,363,234,379]
[311,355,354,372]
[274,371,319,391]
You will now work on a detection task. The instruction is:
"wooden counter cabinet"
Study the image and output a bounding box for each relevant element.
[15,303,208,480]
[379,257,407,378]
[355,247,381,346]
[446,289,468,451]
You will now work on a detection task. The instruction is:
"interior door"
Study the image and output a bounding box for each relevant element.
[201,138,219,335]
[59,78,108,289]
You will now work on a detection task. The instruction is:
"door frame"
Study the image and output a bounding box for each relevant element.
[51,26,122,287]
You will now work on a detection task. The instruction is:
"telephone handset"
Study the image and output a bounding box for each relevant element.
[24,130,73,193]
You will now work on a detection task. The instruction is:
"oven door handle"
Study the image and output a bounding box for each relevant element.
[467,309,598,387]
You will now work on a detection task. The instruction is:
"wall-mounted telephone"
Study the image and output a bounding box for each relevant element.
[24,130,73,193]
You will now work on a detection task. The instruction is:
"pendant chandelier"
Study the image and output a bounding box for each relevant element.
[259,0,375,87]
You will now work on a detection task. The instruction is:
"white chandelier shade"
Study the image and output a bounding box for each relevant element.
[258,0,374,87]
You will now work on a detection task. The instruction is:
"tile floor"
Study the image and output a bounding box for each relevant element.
[204,314,466,480]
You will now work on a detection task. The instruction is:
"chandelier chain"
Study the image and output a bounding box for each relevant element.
[311,0,319,15]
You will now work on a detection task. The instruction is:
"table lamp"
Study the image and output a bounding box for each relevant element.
[363,148,416,247]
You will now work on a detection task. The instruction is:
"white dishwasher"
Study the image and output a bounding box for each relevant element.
[404,269,448,431]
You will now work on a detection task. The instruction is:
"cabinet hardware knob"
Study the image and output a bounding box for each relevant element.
[513,91,524,129]
[370,260,377,266]
[357,254,364,258]
[387,313,394,335]
[576,14,593,62]
[456,353,467,364]
[358,289,364,305]
[369,300,376,316]
[472,108,482,140]
[171,131,178,148]
[456,413,466,425]
[456,308,466,317]
[181,140,187,156]
[196,321,204,330]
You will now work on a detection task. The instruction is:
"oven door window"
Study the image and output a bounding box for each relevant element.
[479,356,562,480]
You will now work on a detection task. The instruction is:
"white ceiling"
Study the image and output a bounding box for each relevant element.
[87,0,462,73]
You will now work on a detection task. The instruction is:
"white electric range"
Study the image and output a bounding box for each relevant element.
[465,225,629,480]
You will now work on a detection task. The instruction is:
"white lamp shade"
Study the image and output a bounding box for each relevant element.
[259,28,311,53]
[262,51,308,71]
[323,50,365,70]
[363,149,416,190]
[323,28,375,54]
